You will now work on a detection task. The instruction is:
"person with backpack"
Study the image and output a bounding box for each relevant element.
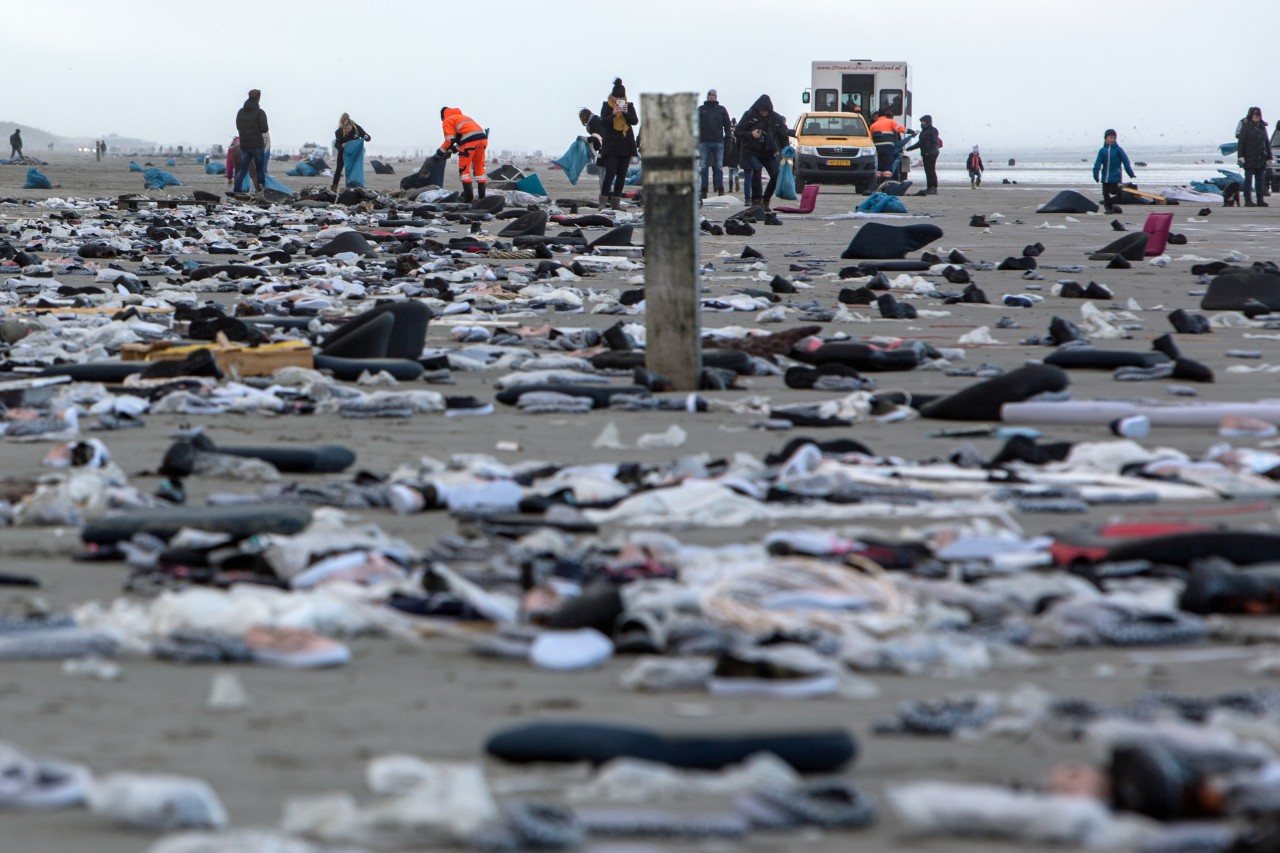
[966,145,985,189]
[905,114,941,194]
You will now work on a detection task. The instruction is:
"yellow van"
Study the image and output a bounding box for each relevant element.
[790,111,878,193]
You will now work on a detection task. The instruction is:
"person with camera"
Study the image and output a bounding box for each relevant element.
[598,78,639,209]
[734,94,788,210]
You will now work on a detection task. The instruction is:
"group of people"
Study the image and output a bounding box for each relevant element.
[695,89,788,209]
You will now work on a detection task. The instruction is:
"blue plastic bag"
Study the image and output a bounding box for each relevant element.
[128,161,143,172]
[205,161,226,175]
[625,166,643,186]
[286,162,317,177]
[552,138,593,185]
[776,145,798,201]
[857,192,907,214]
[23,168,51,190]
[166,159,177,167]
[263,174,295,196]
[514,173,547,196]
[142,168,183,190]
[341,138,366,188]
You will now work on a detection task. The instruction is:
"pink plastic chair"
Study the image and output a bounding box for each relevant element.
[1142,212,1174,256]
[774,184,819,214]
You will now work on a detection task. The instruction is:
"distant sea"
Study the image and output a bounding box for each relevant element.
[925,144,1236,188]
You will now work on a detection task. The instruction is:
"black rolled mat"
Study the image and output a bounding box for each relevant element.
[1044,349,1169,370]
[215,445,356,474]
[485,721,857,773]
[312,354,424,382]
[83,504,313,545]
[919,364,1069,421]
[1107,532,1280,568]
[40,363,145,383]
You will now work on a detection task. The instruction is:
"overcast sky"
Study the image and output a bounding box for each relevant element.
[8,0,1275,157]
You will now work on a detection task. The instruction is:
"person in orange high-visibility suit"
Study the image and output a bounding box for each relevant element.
[437,107,488,202]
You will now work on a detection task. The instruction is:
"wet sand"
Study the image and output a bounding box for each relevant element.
[5,154,1280,852]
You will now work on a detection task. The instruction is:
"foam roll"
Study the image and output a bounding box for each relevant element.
[485,721,857,773]
[1002,400,1280,427]
[214,445,356,474]
[1043,350,1169,370]
[82,505,313,545]
[40,363,146,383]
[312,355,424,382]
[494,384,651,408]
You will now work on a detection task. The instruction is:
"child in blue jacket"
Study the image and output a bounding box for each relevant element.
[1092,129,1136,213]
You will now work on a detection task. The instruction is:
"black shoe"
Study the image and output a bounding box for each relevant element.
[941,265,970,284]
[741,245,763,259]
[1168,308,1211,334]
[770,274,797,294]
[837,286,876,305]
[876,293,917,319]
[1082,281,1113,299]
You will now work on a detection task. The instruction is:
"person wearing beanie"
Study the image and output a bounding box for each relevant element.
[906,114,941,194]
[697,88,732,198]
[1236,107,1273,207]
[598,78,639,209]
[1092,128,1135,214]
[436,107,489,203]
[966,145,984,189]
[234,89,269,195]
[578,107,607,196]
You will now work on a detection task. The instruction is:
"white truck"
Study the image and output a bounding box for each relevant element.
[802,60,913,127]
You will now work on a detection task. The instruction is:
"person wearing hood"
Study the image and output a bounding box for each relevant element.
[436,107,488,203]
[598,78,639,209]
[698,89,732,199]
[905,115,941,194]
[1091,129,1135,213]
[734,94,789,209]
[577,108,607,196]
[1236,107,1273,207]
[234,89,269,194]
[966,145,985,189]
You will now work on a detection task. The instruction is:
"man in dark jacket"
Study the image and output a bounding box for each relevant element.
[905,114,940,194]
[698,89,732,198]
[734,94,789,209]
[9,129,22,160]
[234,89,269,194]
[1237,107,1273,207]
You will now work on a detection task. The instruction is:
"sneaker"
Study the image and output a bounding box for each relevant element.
[0,743,90,810]
[708,645,839,699]
[244,626,351,669]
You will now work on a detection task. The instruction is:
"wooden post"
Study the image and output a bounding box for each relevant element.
[641,92,701,391]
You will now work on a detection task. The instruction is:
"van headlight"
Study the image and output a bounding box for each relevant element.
[798,145,817,156]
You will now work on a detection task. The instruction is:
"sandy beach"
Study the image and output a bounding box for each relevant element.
[4,152,1280,853]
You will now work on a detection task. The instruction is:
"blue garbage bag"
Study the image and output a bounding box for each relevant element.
[858,191,907,214]
[286,162,317,177]
[515,173,547,196]
[552,138,593,185]
[341,138,366,188]
[263,174,295,196]
[166,159,177,167]
[204,161,226,175]
[23,168,52,190]
[143,168,183,190]
[1189,181,1224,195]
[625,166,643,186]
[776,145,798,201]
[128,161,143,172]
[196,155,207,165]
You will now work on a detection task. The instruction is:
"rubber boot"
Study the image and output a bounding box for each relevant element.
[477,182,486,200]
[461,183,474,204]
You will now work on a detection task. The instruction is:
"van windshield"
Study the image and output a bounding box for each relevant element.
[799,115,869,137]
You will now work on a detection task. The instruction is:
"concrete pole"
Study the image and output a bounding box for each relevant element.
[640,92,701,391]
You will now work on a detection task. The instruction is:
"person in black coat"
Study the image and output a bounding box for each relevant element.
[905,114,941,194]
[734,94,789,209]
[578,108,607,196]
[697,89,732,197]
[331,113,371,191]
[598,78,639,208]
[1237,107,1274,207]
